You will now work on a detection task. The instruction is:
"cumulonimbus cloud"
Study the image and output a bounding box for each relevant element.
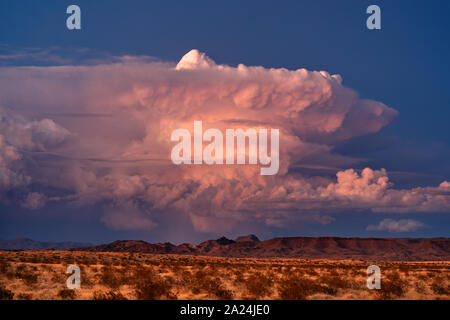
[0,49,448,233]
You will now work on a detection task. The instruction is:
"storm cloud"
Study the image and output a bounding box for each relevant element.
[0,50,448,233]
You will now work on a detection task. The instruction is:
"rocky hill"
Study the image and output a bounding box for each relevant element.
[74,235,450,261]
[0,238,91,251]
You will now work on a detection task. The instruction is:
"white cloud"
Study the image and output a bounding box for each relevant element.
[367,218,427,233]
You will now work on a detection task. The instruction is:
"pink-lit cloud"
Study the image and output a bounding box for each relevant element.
[0,49,448,233]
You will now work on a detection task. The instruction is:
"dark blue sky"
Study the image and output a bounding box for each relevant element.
[0,0,449,243]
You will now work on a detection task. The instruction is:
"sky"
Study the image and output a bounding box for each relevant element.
[0,0,449,244]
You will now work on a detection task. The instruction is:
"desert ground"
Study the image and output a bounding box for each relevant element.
[0,250,448,300]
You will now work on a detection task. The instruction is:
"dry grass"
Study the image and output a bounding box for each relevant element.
[0,250,448,300]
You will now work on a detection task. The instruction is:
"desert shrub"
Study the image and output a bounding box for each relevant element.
[347,267,361,277]
[189,269,233,299]
[57,289,76,300]
[414,281,426,294]
[14,265,38,285]
[16,293,33,300]
[77,257,91,266]
[244,273,273,298]
[6,270,15,280]
[177,270,199,295]
[191,286,201,295]
[102,259,113,267]
[417,273,428,281]
[132,265,175,299]
[99,266,121,289]
[147,260,161,267]
[202,277,233,300]
[170,264,182,274]
[164,275,176,286]
[61,256,76,265]
[135,276,176,300]
[193,270,207,282]
[40,264,53,272]
[51,270,66,283]
[377,272,407,300]
[318,274,353,292]
[29,256,40,264]
[93,290,127,300]
[39,255,60,264]
[0,259,7,273]
[431,279,450,295]
[0,286,14,300]
[327,268,340,277]
[278,276,336,300]
[111,259,122,267]
[304,268,319,277]
[132,266,155,286]
[233,270,245,287]
[180,270,192,281]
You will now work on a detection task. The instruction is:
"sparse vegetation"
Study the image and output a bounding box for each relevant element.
[99,266,122,289]
[0,286,14,300]
[431,278,450,295]
[0,250,448,300]
[57,288,76,300]
[135,274,175,300]
[93,290,127,300]
[14,264,38,285]
[244,273,273,298]
[377,271,408,300]
[278,276,337,299]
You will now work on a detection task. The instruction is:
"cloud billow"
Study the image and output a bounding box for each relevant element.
[0,49,448,234]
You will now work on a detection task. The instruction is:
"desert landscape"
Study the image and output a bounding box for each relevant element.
[2,1,450,308]
[0,249,449,300]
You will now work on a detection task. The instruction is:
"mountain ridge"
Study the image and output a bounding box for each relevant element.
[0,238,92,251]
[73,235,450,261]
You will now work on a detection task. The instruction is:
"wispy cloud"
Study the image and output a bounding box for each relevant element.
[367,219,428,233]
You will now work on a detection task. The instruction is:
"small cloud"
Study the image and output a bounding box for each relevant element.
[176,49,216,70]
[366,218,427,233]
[21,192,47,209]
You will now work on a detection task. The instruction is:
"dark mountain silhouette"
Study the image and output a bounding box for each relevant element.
[82,240,175,254]
[75,235,450,261]
[235,234,260,242]
[0,238,91,251]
